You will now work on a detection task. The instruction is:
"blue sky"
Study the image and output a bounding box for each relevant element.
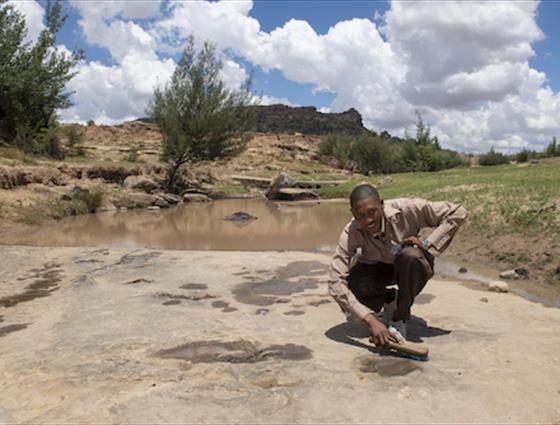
[10,0,560,153]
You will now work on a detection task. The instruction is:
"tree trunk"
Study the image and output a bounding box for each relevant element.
[166,160,184,193]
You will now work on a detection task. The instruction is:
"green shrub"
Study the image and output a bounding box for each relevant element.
[64,125,86,156]
[478,148,509,166]
[318,134,354,167]
[77,189,104,213]
[516,149,529,163]
[125,147,139,162]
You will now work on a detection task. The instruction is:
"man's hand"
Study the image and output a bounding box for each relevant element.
[402,236,423,249]
[363,313,398,347]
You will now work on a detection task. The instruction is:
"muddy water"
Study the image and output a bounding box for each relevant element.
[3,199,351,251]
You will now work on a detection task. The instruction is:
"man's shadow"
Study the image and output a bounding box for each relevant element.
[324,315,451,353]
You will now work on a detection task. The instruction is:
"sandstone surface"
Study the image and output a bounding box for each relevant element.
[1,246,560,423]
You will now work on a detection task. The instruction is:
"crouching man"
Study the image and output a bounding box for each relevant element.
[328,183,467,346]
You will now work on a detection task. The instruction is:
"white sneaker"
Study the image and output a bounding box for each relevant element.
[389,320,407,342]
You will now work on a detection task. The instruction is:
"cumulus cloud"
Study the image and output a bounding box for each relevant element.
[153,3,409,129]
[384,1,543,109]
[12,0,560,152]
[8,0,45,44]
[147,0,560,153]
[60,55,176,124]
[382,0,559,152]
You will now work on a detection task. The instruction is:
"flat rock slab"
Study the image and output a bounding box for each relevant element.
[1,246,560,423]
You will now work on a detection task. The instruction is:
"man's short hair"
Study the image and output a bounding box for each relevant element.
[350,183,381,208]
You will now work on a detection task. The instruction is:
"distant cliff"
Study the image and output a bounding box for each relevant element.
[136,104,370,136]
[251,105,369,136]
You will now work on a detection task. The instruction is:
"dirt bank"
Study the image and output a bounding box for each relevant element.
[1,246,559,423]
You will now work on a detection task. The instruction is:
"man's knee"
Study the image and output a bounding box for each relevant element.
[395,246,424,265]
[395,246,434,278]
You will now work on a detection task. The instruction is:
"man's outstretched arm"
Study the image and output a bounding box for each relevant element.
[328,226,397,346]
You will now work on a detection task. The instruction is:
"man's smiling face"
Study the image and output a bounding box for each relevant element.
[351,196,384,234]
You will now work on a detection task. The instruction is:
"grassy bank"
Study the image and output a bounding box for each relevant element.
[320,158,560,238]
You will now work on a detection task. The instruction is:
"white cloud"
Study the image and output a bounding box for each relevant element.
[8,0,45,44]
[152,3,409,129]
[384,1,543,109]
[60,56,175,125]
[258,95,298,107]
[24,0,559,153]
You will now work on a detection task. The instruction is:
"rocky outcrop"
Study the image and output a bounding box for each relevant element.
[123,175,160,193]
[83,165,142,184]
[0,166,67,189]
[251,105,369,136]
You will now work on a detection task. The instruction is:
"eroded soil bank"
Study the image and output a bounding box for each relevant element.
[1,246,559,423]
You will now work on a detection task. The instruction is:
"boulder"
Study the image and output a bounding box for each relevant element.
[123,175,159,193]
[275,188,320,201]
[499,269,528,280]
[157,193,182,205]
[95,197,117,213]
[154,197,170,208]
[488,281,509,293]
[117,192,160,209]
[265,173,296,200]
[514,267,529,278]
[183,193,211,203]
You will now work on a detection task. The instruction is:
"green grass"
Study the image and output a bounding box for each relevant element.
[62,156,143,167]
[16,188,104,225]
[319,158,560,237]
[0,147,39,165]
[213,182,250,196]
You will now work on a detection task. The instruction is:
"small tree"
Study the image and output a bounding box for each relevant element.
[0,0,83,151]
[478,147,510,166]
[147,36,254,192]
[545,137,558,157]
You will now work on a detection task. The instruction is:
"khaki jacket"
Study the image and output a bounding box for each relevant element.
[328,197,467,320]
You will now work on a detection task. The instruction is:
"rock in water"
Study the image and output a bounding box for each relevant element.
[276,188,319,201]
[458,267,468,273]
[265,173,296,200]
[183,193,211,202]
[488,281,509,293]
[224,211,258,222]
[95,197,117,213]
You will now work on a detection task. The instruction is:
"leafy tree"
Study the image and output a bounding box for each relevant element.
[0,0,83,154]
[147,36,254,192]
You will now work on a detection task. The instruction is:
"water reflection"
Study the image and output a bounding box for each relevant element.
[6,199,352,251]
